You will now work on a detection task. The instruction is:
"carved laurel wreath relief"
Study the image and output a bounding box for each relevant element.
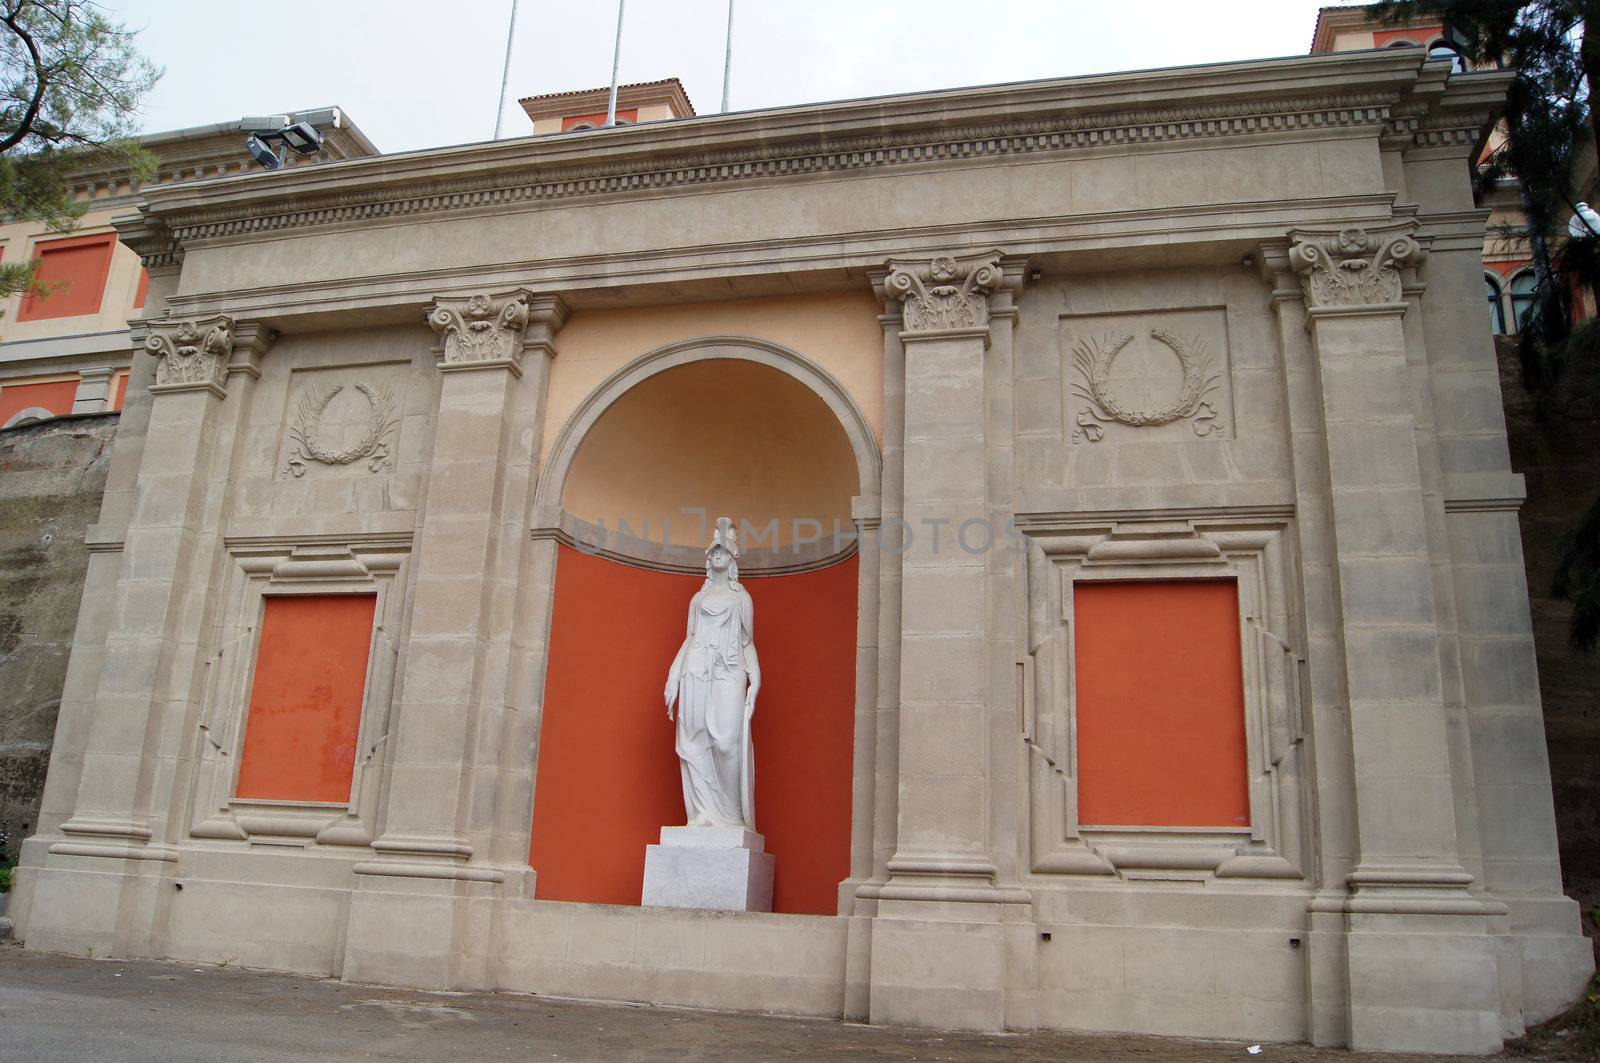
[1069,328,1224,442]
[282,380,400,477]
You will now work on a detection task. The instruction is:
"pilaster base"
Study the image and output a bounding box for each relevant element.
[1344,910,1505,1055]
[340,871,505,991]
[9,848,173,959]
[868,907,1008,1030]
[864,885,1033,1032]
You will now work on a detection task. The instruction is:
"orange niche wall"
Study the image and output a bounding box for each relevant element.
[531,546,857,916]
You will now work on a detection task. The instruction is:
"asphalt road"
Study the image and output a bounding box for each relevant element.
[0,942,1574,1062]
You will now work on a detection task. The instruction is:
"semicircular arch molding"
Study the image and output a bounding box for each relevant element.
[534,335,881,516]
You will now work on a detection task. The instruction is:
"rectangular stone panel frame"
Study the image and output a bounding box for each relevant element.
[270,359,413,483]
[185,534,411,849]
[1018,508,1309,882]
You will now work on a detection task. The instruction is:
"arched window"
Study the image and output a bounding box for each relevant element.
[1385,38,1420,47]
[1486,274,1507,334]
[1427,40,1467,73]
[1510,270,1539,332]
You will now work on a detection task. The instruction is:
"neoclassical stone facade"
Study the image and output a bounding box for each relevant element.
[8,48,1592,1054]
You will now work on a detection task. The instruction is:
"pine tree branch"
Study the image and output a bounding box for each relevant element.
[0,2,48,154]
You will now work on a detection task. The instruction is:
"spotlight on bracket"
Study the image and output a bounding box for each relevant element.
[277,121,324,156]
[246,134,284,170]
[242,119,326,170]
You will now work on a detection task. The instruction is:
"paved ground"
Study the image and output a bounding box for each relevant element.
[0,942,1585,1062]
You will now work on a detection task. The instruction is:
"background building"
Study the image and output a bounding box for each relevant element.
[0,108,377,428]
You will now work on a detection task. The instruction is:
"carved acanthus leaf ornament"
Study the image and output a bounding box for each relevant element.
[1287,226,1424,309]
[427,292,531,366]
[146,316,235,390]
[884,253,1004,332]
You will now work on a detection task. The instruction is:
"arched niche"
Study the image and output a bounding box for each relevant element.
[527,335,880,917]
[535,336,879,569]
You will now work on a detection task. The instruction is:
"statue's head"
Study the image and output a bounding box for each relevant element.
[705,516,740,582]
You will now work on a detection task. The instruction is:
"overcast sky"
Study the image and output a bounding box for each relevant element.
[106,1,1360,155]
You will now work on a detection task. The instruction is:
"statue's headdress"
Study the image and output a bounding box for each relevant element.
[704,515,742,586]
[708,516,739,557]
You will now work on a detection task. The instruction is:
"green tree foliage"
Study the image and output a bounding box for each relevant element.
[1375,0,1600,647]
[0,0,159,302]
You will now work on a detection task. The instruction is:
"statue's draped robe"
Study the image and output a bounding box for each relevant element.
[672,586,755,829]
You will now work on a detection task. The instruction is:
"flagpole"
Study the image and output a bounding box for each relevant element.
[492,0,520,140]
[605,0,627,127]
[720,0,735,113]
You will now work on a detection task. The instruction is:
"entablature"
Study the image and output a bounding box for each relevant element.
[131,50,1489,249]
[147,192,1404,332]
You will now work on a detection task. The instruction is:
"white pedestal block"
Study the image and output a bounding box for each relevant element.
[641,827,774,912]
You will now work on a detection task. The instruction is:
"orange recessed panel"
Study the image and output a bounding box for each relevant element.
[530,546,856,915]
[18,233,115,321]
[235,594,377,804]
[133,268,149,309]
[1073,579,1250,828]
[0,378,77,424]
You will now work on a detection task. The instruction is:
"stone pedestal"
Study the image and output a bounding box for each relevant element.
[642,827,774,912]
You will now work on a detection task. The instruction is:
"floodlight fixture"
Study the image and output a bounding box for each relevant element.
[278,121,323,156]
[246,134,285,170]
[242,120,324,170]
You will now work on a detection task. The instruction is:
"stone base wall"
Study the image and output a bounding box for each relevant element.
[0,413,116,860]
[14,853,1587,1047]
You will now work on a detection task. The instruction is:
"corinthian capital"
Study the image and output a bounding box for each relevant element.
[882,251,1005,333]
[1287,225,1425,310]
[145,316,232,394]
[141,316,275,398]
[427,290,568,373]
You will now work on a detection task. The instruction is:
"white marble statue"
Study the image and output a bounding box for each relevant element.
[663,516,761,830]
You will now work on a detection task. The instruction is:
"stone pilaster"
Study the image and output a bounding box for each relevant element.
[22,316,274,956]
[343,289,566,990]
[863,251,1029,1032]
[1281,224,1505,1054]
[71,366,116,414]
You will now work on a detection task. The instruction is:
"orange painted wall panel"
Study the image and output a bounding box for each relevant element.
[0,378,77,424]
[530,546,857,915]
[108,371,129,412]
[18,233,115,321]
[1373,25,1442,47]
[235,594,377,804]
[561,108,637,130]
[1073,579,1250,828]
[1487,259,1531,279]
[134,268,149,309]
